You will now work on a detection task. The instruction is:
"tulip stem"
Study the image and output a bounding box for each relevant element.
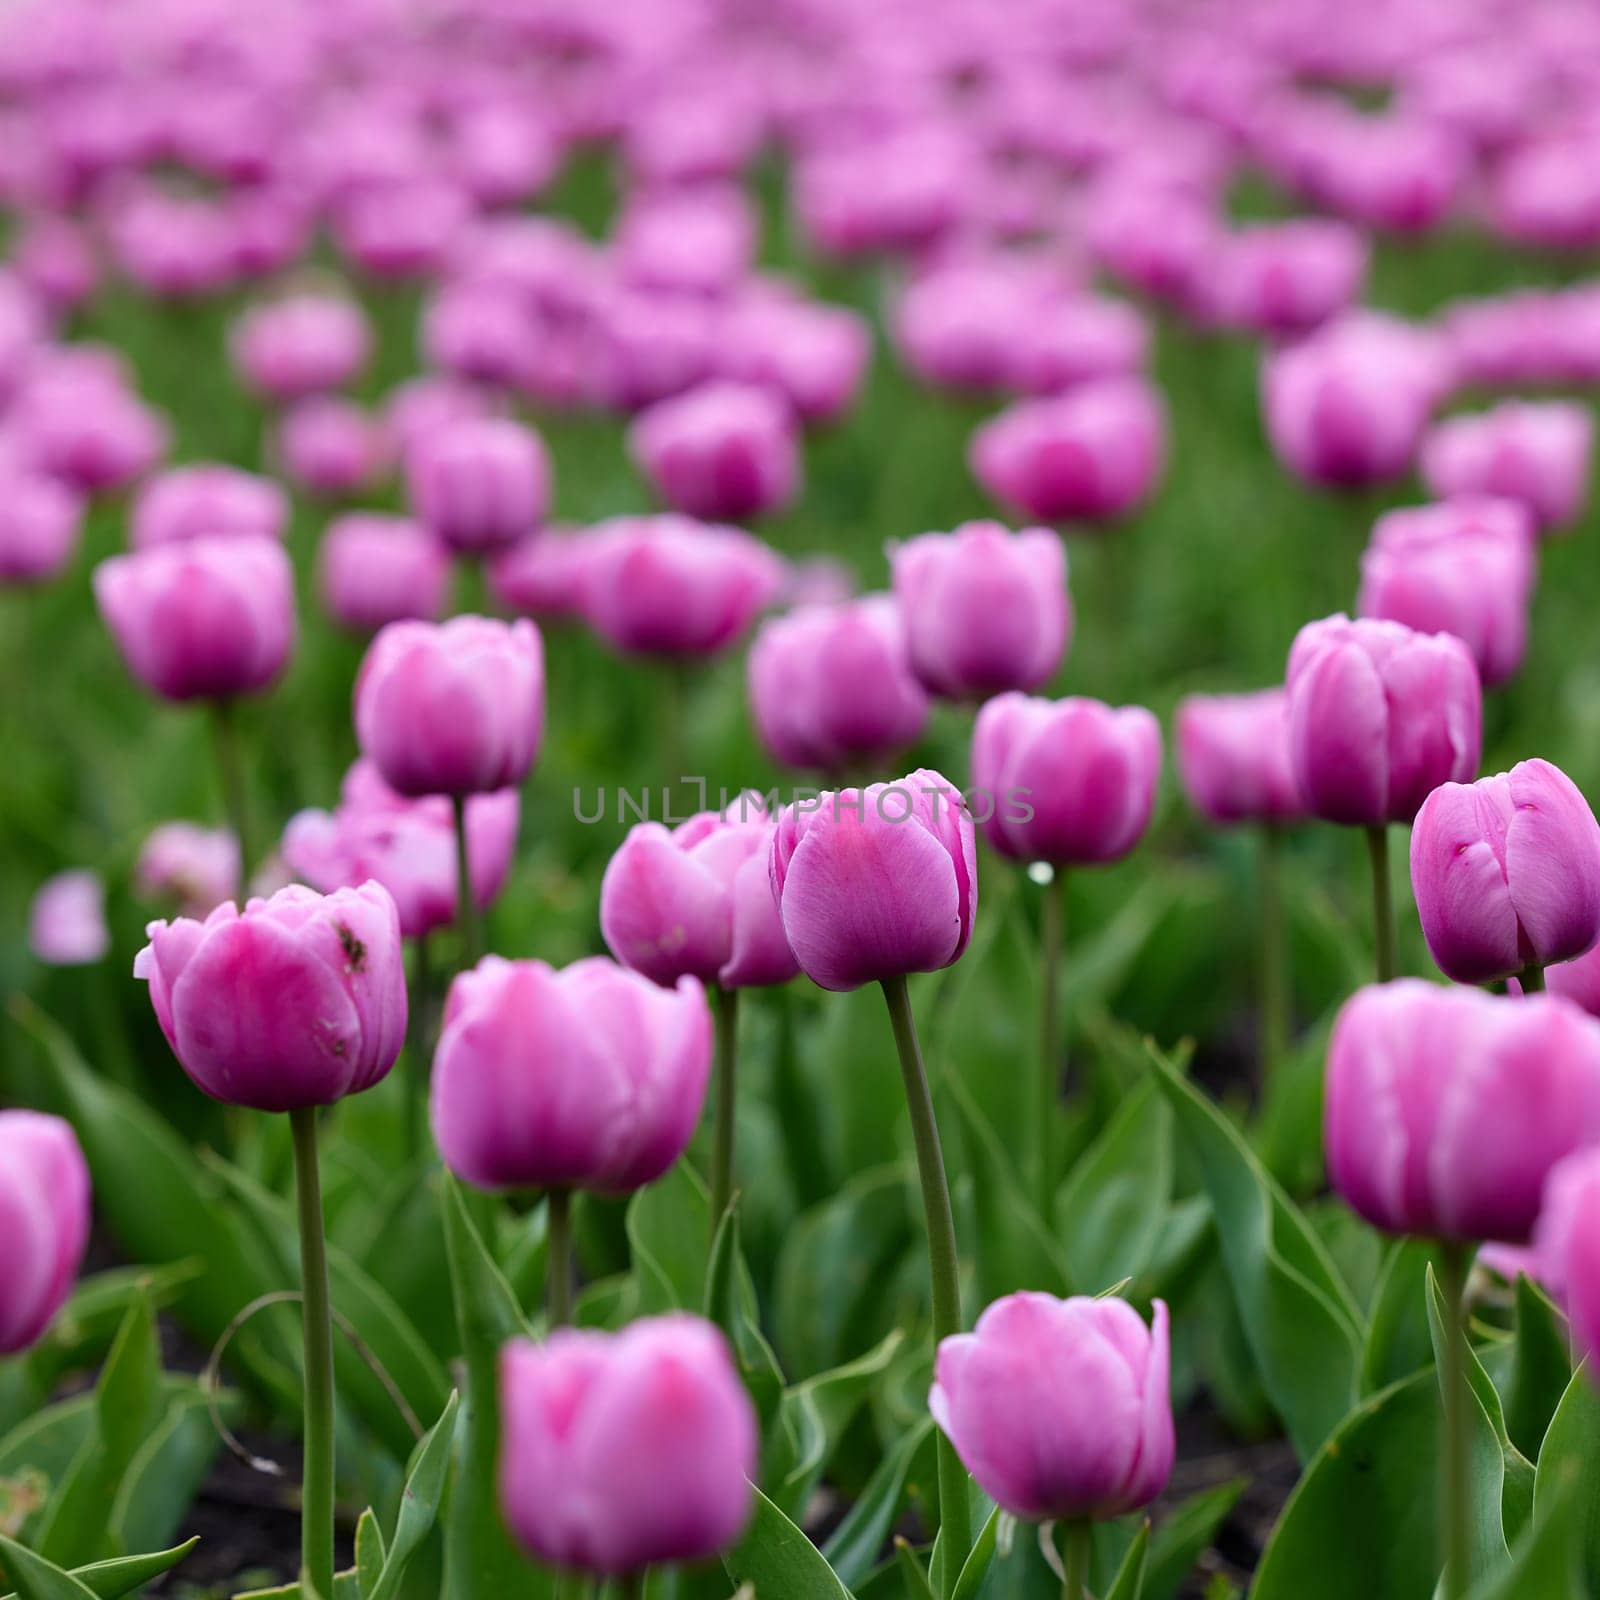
[709,983,739,1236]
[1259,825,1288,1086]
[210,699,255,883]
[404,935,431,1160]
[1365,825,1396,983]
[451,794,484,967]
[1061,1522,1091,1600]
[1438,1244,1471,1600]
[289,1108,336,1600]
[880,975,971,1590]
[1521,965,1546,993]
[546,1188,573,1328]
[1034,868,1066,1222]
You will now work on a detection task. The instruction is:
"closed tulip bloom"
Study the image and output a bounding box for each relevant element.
[499,1316,756,1575]
[28,870,109,966]
[354,616,544,797]
[232,294,371,402]
[1011,296,1149,396]
[716,292,871,425]
[1208,219,1368,338]
[318,513,450,633]
[580,515,785,658]
[384,376,494,466]
[1411,760,1600,986]
[131,464,288,549]
[1420,401,1593,534]
[930,1293,1173,1523]
[277,398,391,499]
[1357,499,1536,690]
[12,371,168,495]
[769,768,977,992]
[1175,689,1304,827]
[973,693,1162,864]
[747,595,929,773]
[971,380,1166,526]
[95,535,295,702]
[0,1112,90,1356]
[406,418,550,555]
[0,473,81,584]
[1325,981,1600,1241]
[431,956,711,1192]
[1286,615,1481,827]
[890,522,1069,700]
[1534,1149,1600,1369]
[629,381,800,523]
[283,760,519,941]
[135,881,407,1112]
[135,823,240,918]
[487,528,594,623]
[601,804,798,991]
[1548,943,1600,1017]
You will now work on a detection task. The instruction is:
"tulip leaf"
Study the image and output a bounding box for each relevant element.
[366,1390,459,1600]
[815,986,912,1181]
[108,1388,227,1553]
[1471,1469,1584,1599]
[355,1509,385,1597]
[0,1536,97,1600]
[0,1539,197,1600]
[722,1486,853,1600]
[1105,1520,1150,1600]
[949,1505,999,1600]
[627,1161,711,1315]
[1148,1041,1362,1461]
[1505,1274,1571,1462]
[894,1538,938,1600]
[821,1415,936,1587]
[1360,1240,1440,1396]
[1120,1477,1244,1600]
[1532,1361,1600,1591]
[703,1200,785,1428]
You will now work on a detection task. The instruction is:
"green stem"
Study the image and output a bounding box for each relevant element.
[617,1575,644,1600]
[404,936,432,1160]
[1520,965,1546,993]
[709,983,739,1234]
[452,794,484,967]
[210,699,255,884]
[1062,1522,1091,1600]
[290,1108,336,1600]
[1034,870,1065,1223]
[547,1188,573,1328]
[1366,824,1396,984]
[879,976,971,1590]
[1438,1244,1471,1600]
[1259,826,1288,1087]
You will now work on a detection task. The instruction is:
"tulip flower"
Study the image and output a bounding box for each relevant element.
[771,768,976,1571]
[890,521,1069,701]
[1535,1149,1600,1379]
[1548,943,1600,1017]
[499,1316,756,1576]
[1286,614,1481,980]
[137,880,407,1600]
[1357,498,1536,690]
[130,463,287,549]
[135,823,240,918]
[405,417,550,555]
[0,1112,90,1356]
[318,513,450,632]
[0,472,81,585]
[1420,400,1593,534]
[276,398,392,500]
[717,292,871,424]
[1207,219,1368,338]
[1010,295,1149,396]
[10,366,169,495]
[28,870,109,966]
[232,294,371,403]
[487,528,593,623]
[614,186,756,298]
[746,595,929,775]
[1411,759,1600,988]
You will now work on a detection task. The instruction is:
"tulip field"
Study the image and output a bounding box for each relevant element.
[13,2,1600,1599]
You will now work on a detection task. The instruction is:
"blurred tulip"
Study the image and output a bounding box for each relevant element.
[614,187,755,298]
[0,1112,90,1356]
[11,216,97,312]
[1011,296,1149,396]
[11,366,167,495]
[406,418,550,555]
[1175,689,1304,826]
[717,292,870,424]
[0,472,81,584]
[331,177,472,281]
[232,295,371,403]
[1420,401,1593,534]
[1207,219,1368,338]
[318,513,450,633]
[487,528,593,623]
[421,281,539,390]
[1534,1149,1600,1372]
[130,464,287,549]
[277,398,391,499]
[135,823,240,918]
[28,870,109,965]
[384,376,494,466]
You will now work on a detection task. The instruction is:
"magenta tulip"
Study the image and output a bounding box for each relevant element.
[406,418,550,555]
[717,292,871,425]
[930,1292,1173,1522]
[28,870,109,966]
[1208,219,1368,338]
[1535,1149,1600,1372]
[318,513,450,633]
[11,367,168,495]
[1420,400,1593,534]
[135,823,240,918]
[430,956,710,1193]
[1175,689,1305,827]
[1549,944,1600,1017]
[487,529,593,623]
[130,464,287,549]
[0,473,81,585]
[0,1112,90,1356]
[277,398,391,499]
[232,294,371,402]
[135,881,407,1113]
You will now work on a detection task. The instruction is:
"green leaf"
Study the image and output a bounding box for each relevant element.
[1532,1361,1600,1592]
[1505,1274,1571,1463]
[815,987,910,1181]
[355,1509,385,1597]
[0,1540,196,1600]
[1472,1470,1583,1599]
[1360,1240,1439,1396]
[367,1390,459,1600]
[894,1538,938,1600]
[722,1486,853,1600]
[702,1200,785,1428]
[1148,1043,1362,1461]
[109,1389,225,1553]
[0,1536,97,1600]
[627,1162,711,1315]
[1106,1521,1150,1600]
[1143,1479,1245,1600]
[949,1507,999,1600]
[821,1416,936,1587]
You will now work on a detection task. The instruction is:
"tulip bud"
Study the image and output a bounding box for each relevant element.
[354,616,544,797]
[1208,219,1368,338]
[406,418,551,555]
[131,464,288,549]
[1420,400,1593,534]
[232,294,371,402]
[930,1292,1173,1522]
[487,528,593,623]
[499,1316,756,1575]
[1357,498,1536,690]
[318,513,450,633]
[135,881,407,1112]
[0,1112,90,1356]
[1548,943,1600,1017]
[28,870,109,966]
[717,293,871,424]
[135,823,240,919]
[95,535,296,703]
[1535,1149,1600,1373]
[890,521,1069,700]
[277,398,392,499]
[11,368,168,495]
[1285,614,1481,827]
[1325,981,1600,1241]
[769,769,977,992]
[973,693,1161,864]
[0,473,81,585]
[431,956,711,1192]
[1410,759,1600,985]
[1175,689,1304,827]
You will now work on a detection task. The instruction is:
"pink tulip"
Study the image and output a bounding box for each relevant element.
[1326,981,1600,1242]
[614,187,756,298]
[1010,296,1149,396]
[587,286,720,414]
[0,472,81,584]
[1420,401,1593,534]
[1534,1149,1600,1371]
[354,616,544,797]
[0,272,45,402]
[11,217,97,312]
[1285,614,1481,827]
[0,1112,90,1356]
[499,1316,756,1574]
[130,465,287,550]
[1489,138,1600,251]
[135,881,407,1113]
[135,823,240,918]
[747,595,929,774]
[95,535,295,703]
[970,379,1166,526]
[28,870,109,966]
[579,515,784,659]
[384,377,495,466]
[431,956,710,1193]
[716,292,871,425]
[232,295,371,403]
[931,1293,1172,1522]
[1357,498,1536,690]
[446,101,559,209]
[406,417,550,555]
[10,367,167,495]
[628,381,799,523]
[420,281,539,392]
[1175,689,1305,827]
[331,177,472,281]
[769,768,977,992]
[318,513,451,633]
[487,528,593,623]
[891,521,1069,700]
[1206,219,1368,338]
[1548,943,1600,1017]
[277,398,391,499]
[972,693,1161,865]
[1411,760,1600,986]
